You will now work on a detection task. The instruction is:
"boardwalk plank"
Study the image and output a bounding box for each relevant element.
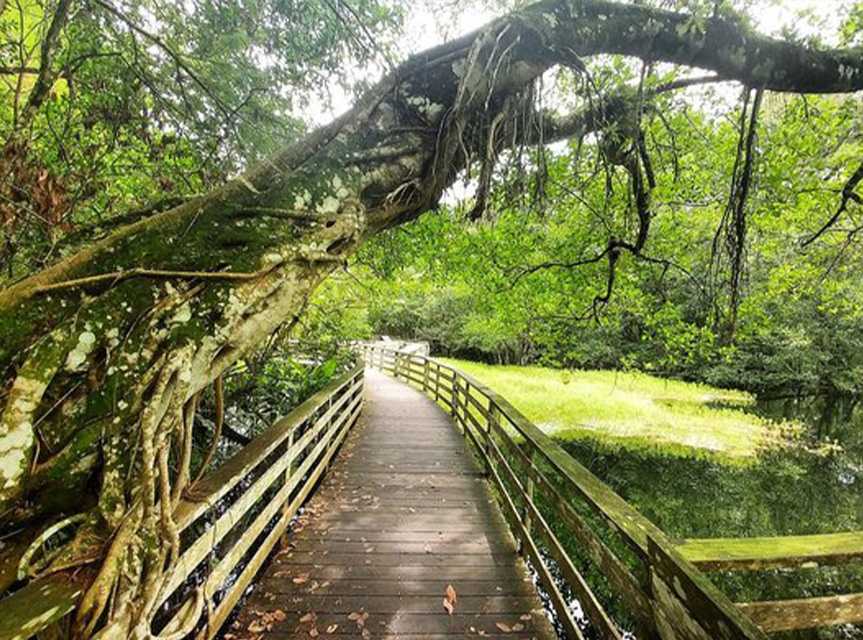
[228,369,556,639]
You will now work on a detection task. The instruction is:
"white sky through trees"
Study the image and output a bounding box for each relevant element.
[304,0,856,125]
[295,0,857,208]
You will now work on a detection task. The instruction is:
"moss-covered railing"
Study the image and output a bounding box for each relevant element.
[678,531,863,631]
[358,344,767,640]
[0,363,364,640]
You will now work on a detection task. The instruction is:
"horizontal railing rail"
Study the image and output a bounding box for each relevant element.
[678,531,863,630]
[359,344,767,640]
[678,530,863,571]
[0,363,364,640]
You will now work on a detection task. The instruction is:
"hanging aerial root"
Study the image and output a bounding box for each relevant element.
[152,588,204,640]
[17,513,87,580]
[74,503,144,638]
[191,376,223,488]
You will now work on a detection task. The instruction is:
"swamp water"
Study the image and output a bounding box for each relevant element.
[557,393,863,639]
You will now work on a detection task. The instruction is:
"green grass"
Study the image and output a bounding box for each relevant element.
[440,359,796,461]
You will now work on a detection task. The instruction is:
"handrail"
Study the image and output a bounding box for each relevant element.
[0,363,364,640]
[678,530,863,571]
[359,344,767,640]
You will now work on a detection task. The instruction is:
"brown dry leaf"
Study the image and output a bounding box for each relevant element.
[423,544,433,554]
[512,623,524,632]
[495,622,512,633]
[519,614,531,621]
[445,584,458,604]
[348,612,362,621]
[309,628,319,638]
[443,598,454,615]
[293,574,309,584]
[248,620,267,633]
[362,629,371,639]
[300,613,317,623]
[327,624,339,633]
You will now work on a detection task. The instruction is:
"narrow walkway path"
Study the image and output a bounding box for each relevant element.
[230,369,556,639]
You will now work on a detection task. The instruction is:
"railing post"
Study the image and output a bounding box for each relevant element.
[280,426,297,550]
[518,450,536,558]
[450,376,458,418]
[434,363,440,403]
[485,401,498,478]
[323,395,333,472]
[462,379,470,430]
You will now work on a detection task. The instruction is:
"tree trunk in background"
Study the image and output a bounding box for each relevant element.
[1,1,863,636]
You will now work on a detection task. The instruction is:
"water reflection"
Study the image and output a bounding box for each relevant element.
[555,392,863,639]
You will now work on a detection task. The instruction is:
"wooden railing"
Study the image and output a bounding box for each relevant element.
[359,344,767,640]
[0,363,364,640]
[678,531,863,631]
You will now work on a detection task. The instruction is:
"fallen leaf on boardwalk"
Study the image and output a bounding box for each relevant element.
[423,544,433,554]
[293,574,309,584]
[362,629,371,639]
[445,584,458,604]
[348,612,362,621]
[512,623,524,632]
[327,624,339,633]
[519,614,531,621]
[443,598,454,615]
[300,613,317,623]
[309,628,319,637]
[272,610,287,622]
[495,622,512,632]
[248,620,267,633]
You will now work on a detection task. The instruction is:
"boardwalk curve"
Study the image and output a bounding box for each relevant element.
[230,368,557,638]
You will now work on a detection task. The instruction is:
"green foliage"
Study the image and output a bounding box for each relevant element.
[193,339,355,471]
[346,88,863,400]
[0,0,402,278]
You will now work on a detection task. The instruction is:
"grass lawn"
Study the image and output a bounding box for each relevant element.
[439,359,794,461]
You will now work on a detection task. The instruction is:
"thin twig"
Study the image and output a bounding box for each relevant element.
[802,160,863,246]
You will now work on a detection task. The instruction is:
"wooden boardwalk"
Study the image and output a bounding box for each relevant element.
[229,368,557,639]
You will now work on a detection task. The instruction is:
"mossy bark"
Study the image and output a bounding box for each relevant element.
[1,1,863,637]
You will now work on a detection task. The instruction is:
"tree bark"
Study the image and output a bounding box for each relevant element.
[1,1,863,636]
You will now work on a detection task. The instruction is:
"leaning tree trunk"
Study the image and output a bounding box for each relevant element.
[1,1,861,637]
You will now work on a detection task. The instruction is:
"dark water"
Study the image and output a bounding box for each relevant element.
[554,394,863,639]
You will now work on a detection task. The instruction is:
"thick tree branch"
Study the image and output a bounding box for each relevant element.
[533,0,863,93]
